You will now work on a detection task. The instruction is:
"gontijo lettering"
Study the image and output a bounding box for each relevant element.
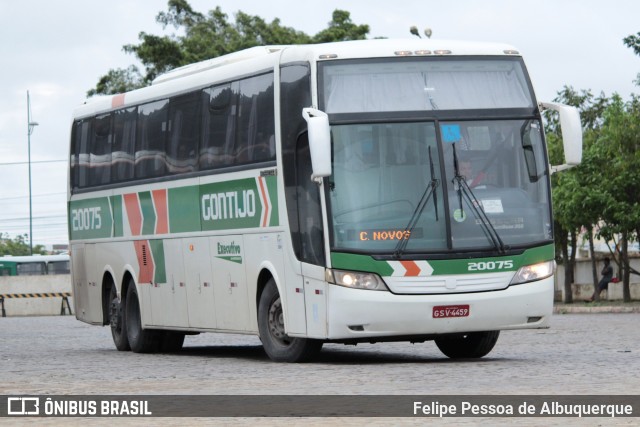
[202,190,256,221]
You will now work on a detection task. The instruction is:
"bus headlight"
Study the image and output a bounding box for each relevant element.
[327,269,389,291]
[510,261,555,285]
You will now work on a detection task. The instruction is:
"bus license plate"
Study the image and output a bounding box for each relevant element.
[433,305,470,318]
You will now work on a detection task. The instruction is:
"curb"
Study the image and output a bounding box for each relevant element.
[553,305,640,314]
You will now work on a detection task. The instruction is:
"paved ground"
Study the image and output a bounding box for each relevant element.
[0,312,638,425]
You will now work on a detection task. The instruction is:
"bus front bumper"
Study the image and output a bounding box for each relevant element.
[325,276,554,340]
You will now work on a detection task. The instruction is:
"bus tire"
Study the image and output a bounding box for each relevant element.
[125,282,160,353]
[435,331,500,359]
[109,284,130,351]
[258,278,322,362]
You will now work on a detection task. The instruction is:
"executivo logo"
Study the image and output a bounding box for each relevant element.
[216,241,242,264]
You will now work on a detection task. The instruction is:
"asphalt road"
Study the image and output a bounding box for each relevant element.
[0,313,638,425]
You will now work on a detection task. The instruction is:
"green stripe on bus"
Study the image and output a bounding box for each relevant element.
[331,244,555,276]
[149,239,166,283]
[168,185,200,233]
[110,195,123,237]
[266,175,279,226]
[139,191,156,236]
[69,176,280,241]
[330,252,394,276]
[69,197,113,240]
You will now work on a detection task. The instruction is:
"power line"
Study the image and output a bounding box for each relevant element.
[0,214,67,222]
[0,159,66,166]
[2,192,66,201]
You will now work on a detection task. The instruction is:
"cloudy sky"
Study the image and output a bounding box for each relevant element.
[1,0,639,247]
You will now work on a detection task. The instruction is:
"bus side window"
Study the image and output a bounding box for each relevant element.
[70,121,79,190]
[16,262,46,275]
[167,92,200,175]
[89,113,113,186]
[112,107,137,182]
[77,119,92,188]
[47,261,70,275]
[200,83,237,169]
[236,73,275,165]
[136,100,169,179]
[280,63,312,263]
[295,133,325,266]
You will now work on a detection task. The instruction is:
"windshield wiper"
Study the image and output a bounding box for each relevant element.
[394,146,439,258]
[452,143,506,254]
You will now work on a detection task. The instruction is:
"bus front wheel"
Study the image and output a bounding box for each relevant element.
[258,279,322,362]
[435,331,500,359]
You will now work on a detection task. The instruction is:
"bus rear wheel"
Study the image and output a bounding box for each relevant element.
[258,279,322,362]
[125,282,161,353]
[109,284,130,351]
[435,331,500,359]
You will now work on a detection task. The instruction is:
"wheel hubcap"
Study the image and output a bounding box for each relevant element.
[267,297,290,346]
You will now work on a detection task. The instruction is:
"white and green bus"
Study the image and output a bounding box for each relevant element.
[68,39,582,362]
[0,254,70,276]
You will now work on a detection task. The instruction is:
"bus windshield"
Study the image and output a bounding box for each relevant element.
[328,119,551,254]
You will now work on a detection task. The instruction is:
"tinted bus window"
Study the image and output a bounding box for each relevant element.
[89,113,113,186]
[136,100,169,179]
[167,92,200,175]
[17,262,46,275]
[77,120,92,188]
[47,261,71,275]
[70,121,80,189]
[200,83,237,169]
[236,73,275,164]
[112,107,137,182]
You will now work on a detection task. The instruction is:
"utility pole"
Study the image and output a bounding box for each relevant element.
[27,90,39,255]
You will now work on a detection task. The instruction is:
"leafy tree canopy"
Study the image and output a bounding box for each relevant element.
[0,233,46,256]
[88,0,370,96]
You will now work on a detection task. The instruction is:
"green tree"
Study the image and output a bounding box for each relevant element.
[596,95,640,301]
[312,10,369,43]
[88,0,369,95]
[0,233,46,256]
[546,87,610,302]
[550,91,640,303]
[623,31,640,86]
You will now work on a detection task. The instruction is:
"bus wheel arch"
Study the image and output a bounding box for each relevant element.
[255,268,275,314]
[257,276,322,362]
[101,272,115,326]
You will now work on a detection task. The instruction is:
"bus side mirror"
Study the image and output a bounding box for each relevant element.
[302,108,332,181]
[540,102,583,173]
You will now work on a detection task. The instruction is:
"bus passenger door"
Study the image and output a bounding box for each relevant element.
[183,237,216,329]
[210,235,249,331]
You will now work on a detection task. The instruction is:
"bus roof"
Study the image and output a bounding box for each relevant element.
[73,38,521,119]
